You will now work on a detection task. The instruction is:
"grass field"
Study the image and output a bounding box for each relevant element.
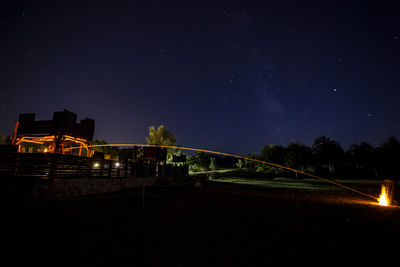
[203,169,384,197]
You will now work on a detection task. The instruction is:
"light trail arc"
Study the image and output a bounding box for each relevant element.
[66,143,379,201]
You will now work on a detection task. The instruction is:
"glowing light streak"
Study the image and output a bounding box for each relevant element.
[16,139,44,145]
[65,143,380,202]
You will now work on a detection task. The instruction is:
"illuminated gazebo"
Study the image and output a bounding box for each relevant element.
[11,109,95,157]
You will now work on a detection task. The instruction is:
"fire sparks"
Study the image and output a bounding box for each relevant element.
[378,185,390,206]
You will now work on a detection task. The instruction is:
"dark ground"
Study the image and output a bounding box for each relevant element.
[4,180,400,266]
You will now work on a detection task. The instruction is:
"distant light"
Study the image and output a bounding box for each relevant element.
[93,163,100,168]
[115,162,120,168]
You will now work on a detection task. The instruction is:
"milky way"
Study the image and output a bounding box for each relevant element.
[0,1,399,154]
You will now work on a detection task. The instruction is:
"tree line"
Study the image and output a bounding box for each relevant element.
[2,125,399,180]
[189,136,400,180]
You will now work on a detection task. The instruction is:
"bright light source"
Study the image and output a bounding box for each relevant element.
[93,162,100,168]
[115,162,120,168]
[379,185,390,206]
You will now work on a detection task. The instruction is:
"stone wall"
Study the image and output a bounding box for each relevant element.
[39,177,157,198]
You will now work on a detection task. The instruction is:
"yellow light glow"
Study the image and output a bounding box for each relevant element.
[379,185,390,206]
[14,134,91,156]
[65,143,380,202]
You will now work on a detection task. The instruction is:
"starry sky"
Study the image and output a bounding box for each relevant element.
[0,0,399,155]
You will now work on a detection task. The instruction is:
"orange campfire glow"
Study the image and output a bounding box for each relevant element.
[14,135,92,157]
[378,185,390,206]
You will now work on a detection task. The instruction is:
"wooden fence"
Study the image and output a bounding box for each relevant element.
[0,153,188,179]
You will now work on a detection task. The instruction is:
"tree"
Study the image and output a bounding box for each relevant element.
[146,125,176,146]
[0,133,6,144]
[346,142,375,177]
[245,153,259,170]
[167,147,186,166]
[312,136,344,175]
[189,152,211,172]
[261,145,287,174]
[374,136,400,179]
[209,157,216,171]
[92,139,111,154]
[92,139,120,159]
[216,156,237,169]
[236,159,244,169]
[261,145,287,164]
[284,142,312,177]
[146,125,177,164]
[0,133,11,145]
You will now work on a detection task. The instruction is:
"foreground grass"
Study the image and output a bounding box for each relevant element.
[204,168,384,195]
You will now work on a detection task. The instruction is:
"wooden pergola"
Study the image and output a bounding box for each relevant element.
[12,109,95,157]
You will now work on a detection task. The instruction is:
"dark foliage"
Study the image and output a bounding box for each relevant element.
[247,136,400,180]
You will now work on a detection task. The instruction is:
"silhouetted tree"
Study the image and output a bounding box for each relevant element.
[312,136,344,175]
[261,145,286,164]
[245,153,259,169]
[374,136,400,179]
[260,145,287,174]
[346,142,375,178]
[285,142,312,177]
[216,156,237,169]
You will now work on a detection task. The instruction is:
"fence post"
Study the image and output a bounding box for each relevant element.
[108,160,112,178]
[87,157,92,178]
[100,159,104,177]
[124,158,128,178]
[131,160,136,177]
[49,153,57,179]
[142,185,145,209]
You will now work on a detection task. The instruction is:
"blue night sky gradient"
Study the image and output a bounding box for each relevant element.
[0,1,399,155]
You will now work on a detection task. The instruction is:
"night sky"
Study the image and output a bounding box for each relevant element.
[1,1,399,155]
